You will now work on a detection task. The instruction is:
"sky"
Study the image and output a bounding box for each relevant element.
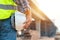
[36,0,60,32]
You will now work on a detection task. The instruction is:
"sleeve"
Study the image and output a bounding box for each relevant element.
[14,0,30,13]
[20,0,30,13]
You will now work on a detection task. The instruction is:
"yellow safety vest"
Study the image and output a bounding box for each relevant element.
[0,0,17,19]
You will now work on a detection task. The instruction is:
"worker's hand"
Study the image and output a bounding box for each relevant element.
[23,7,32,29]
[23,18,32,29]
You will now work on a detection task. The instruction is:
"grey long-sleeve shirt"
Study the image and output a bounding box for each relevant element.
[14,0,29,13]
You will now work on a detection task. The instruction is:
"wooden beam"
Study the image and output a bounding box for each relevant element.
[31,9,46,20]
[28,0,50,21]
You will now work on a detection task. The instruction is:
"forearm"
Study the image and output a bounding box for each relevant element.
[25,9,32,20]
[24,9,32,29]
[26,9,32,25]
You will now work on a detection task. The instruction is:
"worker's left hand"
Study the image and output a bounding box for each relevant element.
[23,18,32,29]
[23,8,32,29]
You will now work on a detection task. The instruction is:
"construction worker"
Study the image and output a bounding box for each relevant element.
[0,0,32,40]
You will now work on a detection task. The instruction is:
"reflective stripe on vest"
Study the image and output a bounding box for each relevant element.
[0,4,16,10]
[0,0,17,19]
